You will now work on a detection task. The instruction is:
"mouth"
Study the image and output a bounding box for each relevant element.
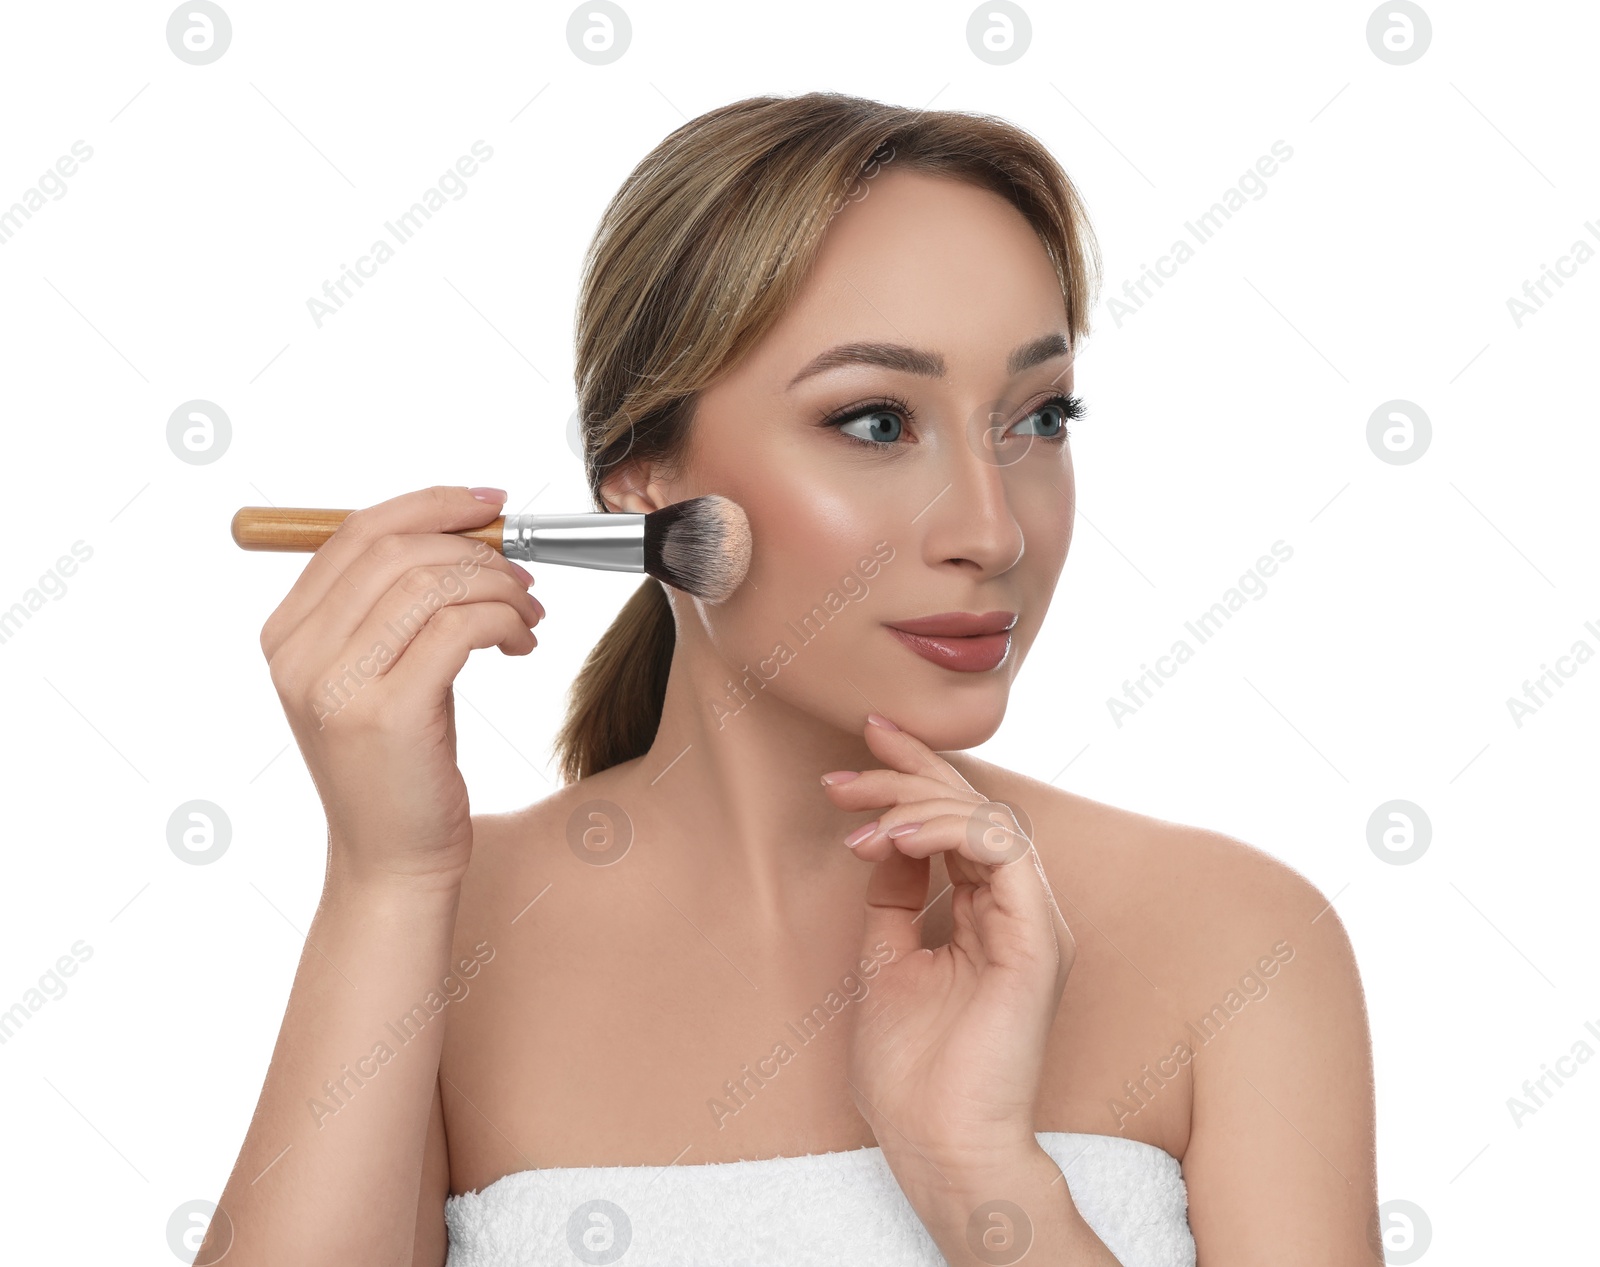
[882,610,1017,673]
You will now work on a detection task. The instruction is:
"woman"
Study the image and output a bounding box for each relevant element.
[210,92,1378,1266]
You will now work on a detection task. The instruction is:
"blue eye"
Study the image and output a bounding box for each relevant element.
[1016,394,1086,439]
[837,407,905,445]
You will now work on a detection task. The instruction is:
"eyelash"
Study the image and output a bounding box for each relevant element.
[821,392,1085,450]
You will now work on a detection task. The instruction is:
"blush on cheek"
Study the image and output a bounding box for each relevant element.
[708,486,900,682]
[756,480,900,595]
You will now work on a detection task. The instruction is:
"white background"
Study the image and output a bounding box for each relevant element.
[1,1,1595,1262]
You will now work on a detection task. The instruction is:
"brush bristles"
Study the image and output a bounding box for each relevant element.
[642,494,752,603]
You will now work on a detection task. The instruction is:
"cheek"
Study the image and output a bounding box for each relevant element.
[702,467,898,681]
[776,475,894,555]
[1009,460,1074,663]
[1019,441,1074,556]
[745,477,894,620]
[1046,455,1074,554]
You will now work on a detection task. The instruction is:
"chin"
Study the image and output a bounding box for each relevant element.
[862,687,1008,751]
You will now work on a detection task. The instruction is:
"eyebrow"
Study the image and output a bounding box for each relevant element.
[786,330,1071,390]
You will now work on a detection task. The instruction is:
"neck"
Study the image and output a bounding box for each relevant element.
[613,623,887,932]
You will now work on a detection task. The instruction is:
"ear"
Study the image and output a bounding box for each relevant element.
[599,461,675,515]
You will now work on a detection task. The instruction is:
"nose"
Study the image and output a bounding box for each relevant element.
[919,438,1026,576]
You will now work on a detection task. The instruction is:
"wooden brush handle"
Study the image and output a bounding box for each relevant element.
[231,507,506,553]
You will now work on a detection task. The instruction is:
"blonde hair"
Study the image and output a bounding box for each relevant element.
[552,91,1102,785]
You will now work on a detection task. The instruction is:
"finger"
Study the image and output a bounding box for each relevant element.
[821,768,973,813]
[337,565,541,680]
[859,714,978,793]
[858,844,933,971]
[876,815,1062,976]
[273,535,537,679]
[847,797,1030,866]
[274,564,539,708]
[382,601,538,703]
[304,532,533,648]
[261,485,510,656]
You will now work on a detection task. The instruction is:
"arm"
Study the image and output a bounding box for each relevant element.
[201,869,462,1267]
[1181,864,1380,1265]
[413,1074,452,1265]
[890,1142,1125,1265]
[208,484,543,1264]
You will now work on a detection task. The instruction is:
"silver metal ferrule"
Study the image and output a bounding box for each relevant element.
[501,512,646,572]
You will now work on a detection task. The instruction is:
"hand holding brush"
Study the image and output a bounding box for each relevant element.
[244,484,749,891]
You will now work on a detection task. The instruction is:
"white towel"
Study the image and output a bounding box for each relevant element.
[445,1130,1194,1266]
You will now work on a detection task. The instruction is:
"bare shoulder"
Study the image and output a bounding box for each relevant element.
[942,751,1365,1004]
[455,761,640,929]
[945,751,1373,1196]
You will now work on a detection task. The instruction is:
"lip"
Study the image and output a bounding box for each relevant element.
[883,610,1018,637]
[882,611,1017,673]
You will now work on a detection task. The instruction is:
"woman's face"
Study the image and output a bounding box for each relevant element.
[610,167,1077,751]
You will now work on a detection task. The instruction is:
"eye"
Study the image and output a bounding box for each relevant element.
[823,395,916,448]
[1013,393,1085,442]
[840,408,904,445]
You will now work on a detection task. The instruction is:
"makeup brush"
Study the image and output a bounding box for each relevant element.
[230,494,753,603]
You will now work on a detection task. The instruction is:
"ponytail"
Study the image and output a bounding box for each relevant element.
[552,577,676,785]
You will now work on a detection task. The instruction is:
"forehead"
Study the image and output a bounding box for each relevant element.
[736,167,1069,388]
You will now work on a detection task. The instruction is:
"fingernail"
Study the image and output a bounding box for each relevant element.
[509,561,534,586]
[866,713,900,731]
[844,820,879,848]
[470,486,507,502]
[886,822,922,839]
[821,771,859,785]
